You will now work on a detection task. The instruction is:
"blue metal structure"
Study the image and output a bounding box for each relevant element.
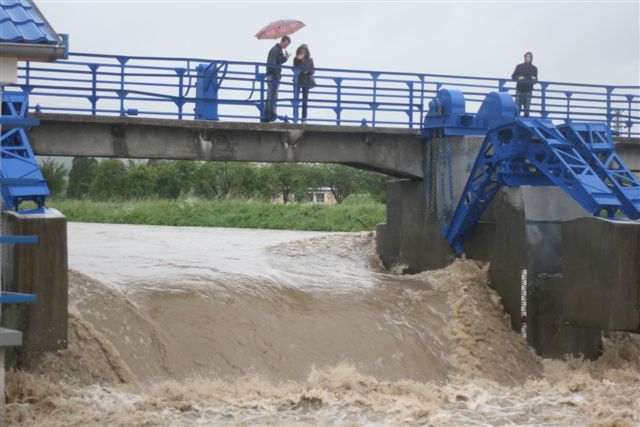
[424,89,640,255]
[3,52,638,136]
[1,90,50,212]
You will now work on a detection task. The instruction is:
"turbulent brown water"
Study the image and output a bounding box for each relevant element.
[5,223,640,426]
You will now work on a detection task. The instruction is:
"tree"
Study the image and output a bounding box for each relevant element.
[90,158,127,200]
[67,157,98,199]
[320,165,367,204]
[122,160,157,199]
[262,163,308,204]
[39,158,68,198]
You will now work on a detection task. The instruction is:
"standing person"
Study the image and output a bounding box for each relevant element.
[293,44,315,122]
[262,36,291,122]
[511,51,538,117]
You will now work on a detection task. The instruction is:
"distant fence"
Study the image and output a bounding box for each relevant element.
[6,51,639,137]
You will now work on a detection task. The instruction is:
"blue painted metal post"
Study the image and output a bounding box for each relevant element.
[22,62,31,93]
[498,79,507,92]
[419,75,426,125]
[334,77,343,126]
[371,72,380,127]
[116,56,129,117]
[407,81,414,128]
[565,91,573,122]
[88,64,99,116]
[606,86,613,128]
[292,69,300,123]
[626,95,634,137]
[257,65,264,120]
[175,67,186,120]
[540,82,549,118]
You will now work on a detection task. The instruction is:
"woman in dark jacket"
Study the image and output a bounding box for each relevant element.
[293,44,315,121]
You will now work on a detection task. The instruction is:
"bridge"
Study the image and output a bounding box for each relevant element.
[2,51,640,365]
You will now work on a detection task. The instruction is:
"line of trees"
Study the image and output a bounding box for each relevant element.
[39,158,388,204]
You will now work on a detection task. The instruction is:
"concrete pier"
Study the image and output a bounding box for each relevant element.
[375,135,638,358]
[1,209,68,361]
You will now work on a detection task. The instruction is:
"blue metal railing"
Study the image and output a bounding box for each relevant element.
[6,51,640,137]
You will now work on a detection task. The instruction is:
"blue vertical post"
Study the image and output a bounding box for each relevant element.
[606,86,613,128]
[540,82,549,118]
[371,72,380,127]
[626,95,634,137]
[175,67,186,120]
[23,61,31,93]
[116,56,129,117]
[258,66,265,121]
[88,64,99,116]
[334,77,343,126]
[292,69,300,123]
[407,81,414,128]
[498,79,507,92]
[565,91,573,122]
[419,75,425,125]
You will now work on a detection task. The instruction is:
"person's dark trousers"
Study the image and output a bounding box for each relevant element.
[515,90,533,117]
[298,86,309,121]
[262,75,280,122]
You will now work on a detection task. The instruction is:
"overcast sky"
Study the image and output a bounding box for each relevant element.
[37,1,639,86]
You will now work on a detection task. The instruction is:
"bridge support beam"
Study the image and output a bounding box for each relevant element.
[376,136,623,359]
[1,209,68,365]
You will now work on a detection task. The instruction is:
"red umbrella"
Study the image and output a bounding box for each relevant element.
[255,19,305,40]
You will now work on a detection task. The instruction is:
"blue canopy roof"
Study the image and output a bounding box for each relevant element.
[0,0,59,44]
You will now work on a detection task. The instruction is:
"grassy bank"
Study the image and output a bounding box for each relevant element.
[49,199,386,232]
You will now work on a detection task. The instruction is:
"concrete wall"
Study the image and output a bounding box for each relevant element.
[615,142,640,173]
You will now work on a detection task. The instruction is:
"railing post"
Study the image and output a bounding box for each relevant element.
[406,81,414,128]
[258,65,265,121]
[116,56,129,117]
[292,68,300,123]
[606,86,613,128]
[371,72,380,127]
[419,75,426,127]
[626,94,634,137]
[564,91,573,122]
[88,64,100,116]
[23,61,31,93]
[174,67,186,120]
[498,79,507,92]
[334,77,343,126]
[540,82,549,118]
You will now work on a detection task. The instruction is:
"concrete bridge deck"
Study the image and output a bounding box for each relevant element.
[28,114,425,179]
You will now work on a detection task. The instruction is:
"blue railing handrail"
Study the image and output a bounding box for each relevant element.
[67,51,639,90]
[6,51,639,136]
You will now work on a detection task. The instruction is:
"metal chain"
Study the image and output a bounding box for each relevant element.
[425,139,435,216]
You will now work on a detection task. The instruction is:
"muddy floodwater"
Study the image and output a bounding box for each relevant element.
[6,223,640,426]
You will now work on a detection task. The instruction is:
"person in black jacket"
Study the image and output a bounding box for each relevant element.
[293,44,315,122]
[511,51,538,117]
[262,36,291,122]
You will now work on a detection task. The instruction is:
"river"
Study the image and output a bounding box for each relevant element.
[6,223,640,425]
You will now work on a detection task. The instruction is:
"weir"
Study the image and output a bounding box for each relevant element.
[1,49,639,368]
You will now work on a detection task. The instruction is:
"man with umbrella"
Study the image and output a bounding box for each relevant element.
[262,36,291,122]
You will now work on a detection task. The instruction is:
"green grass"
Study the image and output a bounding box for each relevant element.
[49,199,387,232]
